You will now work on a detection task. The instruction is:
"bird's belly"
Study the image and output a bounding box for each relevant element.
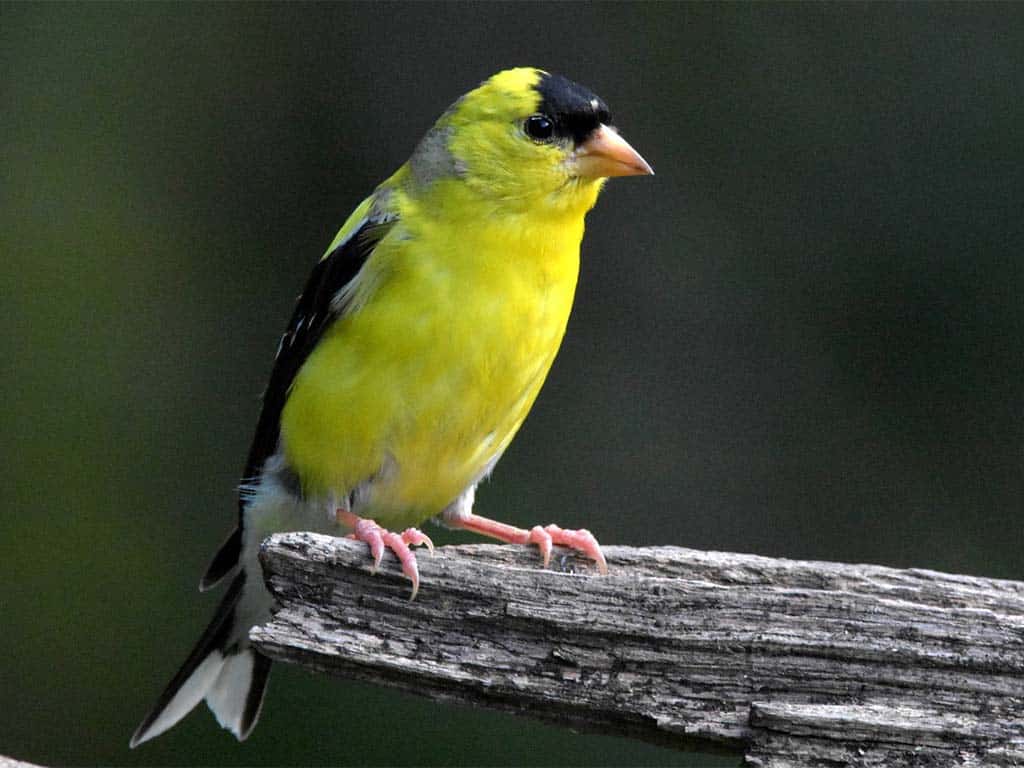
[384,329,558,518]
[281,250,577,528]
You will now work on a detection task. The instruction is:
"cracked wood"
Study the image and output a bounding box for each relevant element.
[251,532,1024,766]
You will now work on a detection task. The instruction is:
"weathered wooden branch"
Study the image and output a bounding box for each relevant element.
[252,532,1024,767]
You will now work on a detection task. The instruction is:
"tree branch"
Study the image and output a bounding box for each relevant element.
[251,532,1024,766]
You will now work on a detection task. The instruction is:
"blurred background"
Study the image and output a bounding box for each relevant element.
[2,2,1022,766]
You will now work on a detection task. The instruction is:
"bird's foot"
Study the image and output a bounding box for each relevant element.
[448,513,608,574]
[338,511,434,600]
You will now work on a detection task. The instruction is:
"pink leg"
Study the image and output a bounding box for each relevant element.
[338,511,434,600]
[448,513,608,575]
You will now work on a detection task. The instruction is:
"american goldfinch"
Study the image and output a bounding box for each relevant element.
[131,66,652,747]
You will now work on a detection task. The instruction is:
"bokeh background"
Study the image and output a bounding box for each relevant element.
[3,2,1023,766]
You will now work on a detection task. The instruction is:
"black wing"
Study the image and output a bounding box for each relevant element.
[200,215,393,590]
[240,219,392,492]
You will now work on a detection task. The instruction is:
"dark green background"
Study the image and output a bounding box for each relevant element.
[3,2,1022,766]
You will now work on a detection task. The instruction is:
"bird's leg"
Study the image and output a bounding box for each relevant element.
[337,510,434,600]
[447,513,608,574]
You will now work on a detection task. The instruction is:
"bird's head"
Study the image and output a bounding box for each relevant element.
[406,67,653,218]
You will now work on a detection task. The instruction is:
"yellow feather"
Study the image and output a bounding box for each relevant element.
[281,67,619,529]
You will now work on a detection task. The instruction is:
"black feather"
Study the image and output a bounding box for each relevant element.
[241,218,392,491]
[200,527,242,591]
[535,73,610,145]
[201,215,394,589]
[238,651,272,740]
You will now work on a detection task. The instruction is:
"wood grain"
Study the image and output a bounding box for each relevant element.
[251,532,1024,766]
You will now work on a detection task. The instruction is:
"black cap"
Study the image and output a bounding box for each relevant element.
[535,73,611,145]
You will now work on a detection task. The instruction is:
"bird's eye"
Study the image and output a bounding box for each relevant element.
[524,114,555,142]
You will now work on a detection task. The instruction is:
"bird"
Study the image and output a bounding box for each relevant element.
[130,66,652,748]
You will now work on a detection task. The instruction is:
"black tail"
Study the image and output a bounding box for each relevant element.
[200,527,243,591]
[130,571,271,747]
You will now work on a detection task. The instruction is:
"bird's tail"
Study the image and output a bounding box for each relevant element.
[130,567,272,747]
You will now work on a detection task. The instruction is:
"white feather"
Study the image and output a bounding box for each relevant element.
[131,651,225,747]
[206,651,255,737]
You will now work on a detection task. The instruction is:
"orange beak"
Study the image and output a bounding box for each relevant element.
[572,125,654,179]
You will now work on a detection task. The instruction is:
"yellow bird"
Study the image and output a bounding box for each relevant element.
[131,66,652,747]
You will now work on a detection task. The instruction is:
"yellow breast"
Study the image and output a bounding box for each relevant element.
[280,184,588,528]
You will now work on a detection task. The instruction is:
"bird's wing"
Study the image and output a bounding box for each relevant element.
[201,193,396,590]
[240,212,395,491]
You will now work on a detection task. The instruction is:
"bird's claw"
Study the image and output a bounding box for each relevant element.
[447,513,608,574]
[528,524,608,575]
[346,517,434,600]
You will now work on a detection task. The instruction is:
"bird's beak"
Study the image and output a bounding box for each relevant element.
[572,125,654,179]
